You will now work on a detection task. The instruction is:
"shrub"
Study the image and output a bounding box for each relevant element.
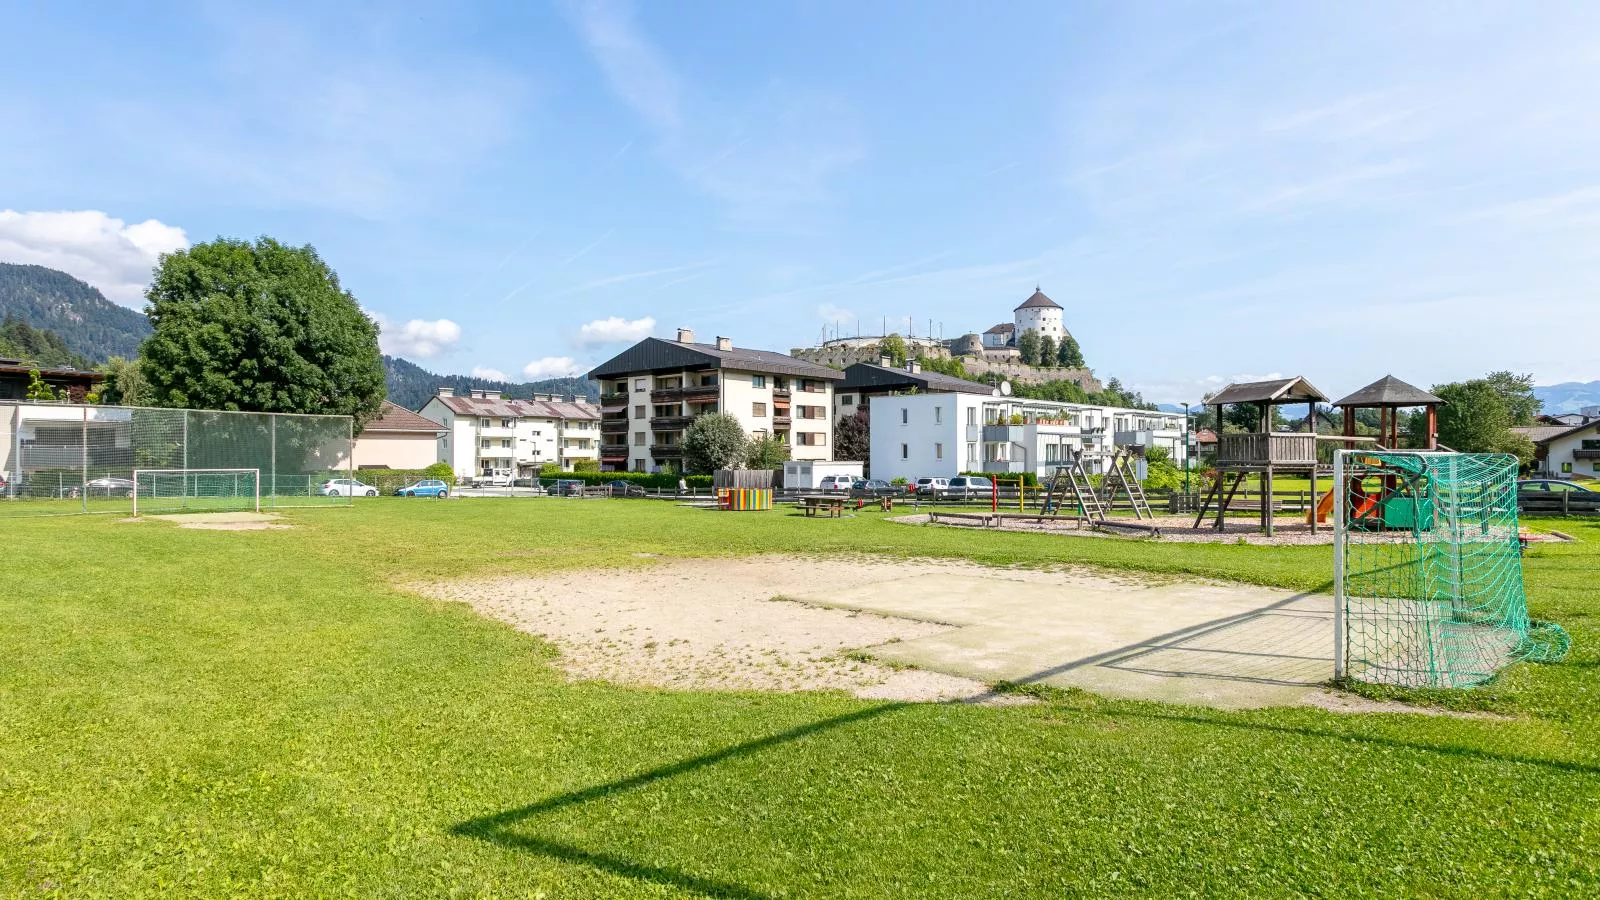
[356,466,458,493]
[572,458,600,473]
[682,413,748,474]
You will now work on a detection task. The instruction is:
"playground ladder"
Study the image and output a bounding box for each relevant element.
[1043,456,1103,519]
[1100,447,1154,520]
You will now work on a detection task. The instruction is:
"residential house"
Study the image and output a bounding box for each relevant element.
[1515,417,1600,480]
[418,388,600,479]
[868,391,1189,483]
[588,329,843,472]
[0,358,102,401]
[352,400,447,470]
[834,359,995,421]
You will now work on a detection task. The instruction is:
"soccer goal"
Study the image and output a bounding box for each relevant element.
[1333,450,1567,688]
[133,468,261,516]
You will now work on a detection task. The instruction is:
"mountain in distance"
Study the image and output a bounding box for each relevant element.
[0,263,152,361]
[1533,381,1600,414]
[383,354,598,410]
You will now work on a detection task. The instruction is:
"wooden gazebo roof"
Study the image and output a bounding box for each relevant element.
[1207,376,1327,407]
[1332,375,1444,409]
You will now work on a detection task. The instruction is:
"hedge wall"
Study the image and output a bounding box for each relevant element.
[356,465,457,493]
[531,471,714,490]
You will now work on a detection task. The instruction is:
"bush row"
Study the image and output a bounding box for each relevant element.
[530,470,715,490]
[356,464,456,493]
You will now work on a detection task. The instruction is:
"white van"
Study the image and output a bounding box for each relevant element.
[914,477,950,497]
[818,475,854,492]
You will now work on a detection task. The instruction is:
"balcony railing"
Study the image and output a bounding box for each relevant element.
[650,388,684,402]
[600,391,627,403]
[773,387,791,398]
[651,415,693,430]
[773,414,792,425]
[600,419,628,434]
[600,444,628,458]
[1216,432,1318,467]
[650,444,684,457]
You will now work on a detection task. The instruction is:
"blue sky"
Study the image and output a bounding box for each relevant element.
[4,0,1599,401]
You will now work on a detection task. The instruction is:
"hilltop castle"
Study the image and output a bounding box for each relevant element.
[792,287,1099,390]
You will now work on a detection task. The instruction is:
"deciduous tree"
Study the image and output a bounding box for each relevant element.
[681,412,749,473]
[140,237,385,427]
[1017,328,1042,366]
[879,333,908,367]
[1038,335,1057,368]
[746,435,791,470]
[834,410,870,461]
[1057,335,1085,368]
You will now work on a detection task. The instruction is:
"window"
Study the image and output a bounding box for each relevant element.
[901,409,909,424]
[967,442,977,462]
[635,405,646,418]
[841,394,855,406]
[753,402,767,417]
[634,459,646,472]
[935,443,944,460]
[501,418,513,428]
[935,407,942,424]
[634,432,646,446]
[481,418,492,427]
[633,378,646,392]
[795,432,827,446]
[901,443,909,460]
[1584,439,1600,450]
[752,375,766,388]
[502,439,512,449]
[967,407,976,426]
[1562,462,1573,473]
[481,439,491,449]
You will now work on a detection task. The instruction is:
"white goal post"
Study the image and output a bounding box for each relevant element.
[132,468,262,516]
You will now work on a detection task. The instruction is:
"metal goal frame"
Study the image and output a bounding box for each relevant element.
[132,468,262,517]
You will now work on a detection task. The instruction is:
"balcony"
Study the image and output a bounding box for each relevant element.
[600,419,628,434]
[600,391,627,403]
[651,415,693,430]
[650,444,684,457]
[600,444,628,459]
[983,424,1025,442]
[1217,433,1318,467]
[773,413,792,425]
[773,387,791,398]
[683,384,719,402]
[650,387,684,402]
[982,460,1028,474]
[1573,448,1600,459]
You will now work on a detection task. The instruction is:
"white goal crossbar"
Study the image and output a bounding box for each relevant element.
[132,468,261,516]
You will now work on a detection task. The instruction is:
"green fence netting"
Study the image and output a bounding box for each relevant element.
[1336,450,1569,688]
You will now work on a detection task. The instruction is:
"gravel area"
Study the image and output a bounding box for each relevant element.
[896,512,1341,545]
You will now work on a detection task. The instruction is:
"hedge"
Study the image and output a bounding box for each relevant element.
[529,471,714,490]
[356,465,457,493]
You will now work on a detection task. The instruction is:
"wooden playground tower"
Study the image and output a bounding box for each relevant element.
[1330,375,1444,452]
[1194,376,1328,536]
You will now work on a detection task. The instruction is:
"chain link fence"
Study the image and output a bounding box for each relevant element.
[0,401,354,517]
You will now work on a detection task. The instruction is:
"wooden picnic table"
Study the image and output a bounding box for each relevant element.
[799,495,846,518]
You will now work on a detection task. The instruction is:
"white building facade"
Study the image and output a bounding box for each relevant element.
[868,392,1189,483]
[418,388,600,479]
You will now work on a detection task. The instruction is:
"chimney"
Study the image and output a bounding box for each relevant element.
[437,386,454,398]
[716,336,733,351]
[677,327,695,343]
[909,360,922,374]
[880,355,893,367]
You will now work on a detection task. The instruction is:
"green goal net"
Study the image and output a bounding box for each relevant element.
[133,468,261,516]
[1334,450,1568,688]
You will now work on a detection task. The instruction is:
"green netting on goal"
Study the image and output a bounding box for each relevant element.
[1336,451,1568,688]
[134,469,261,515]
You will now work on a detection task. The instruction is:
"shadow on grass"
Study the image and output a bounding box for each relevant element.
[451,703,905,898]
[1114,707,1600,776]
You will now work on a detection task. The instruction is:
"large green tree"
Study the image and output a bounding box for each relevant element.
[1057,335,1085,368]
[879,333,908,367]
[1038,335,1057,368]
[140,238,385,427]
[1426,378,1537,465]
[834,410,870,462]
[746,435,791,470]
[98,355,149,406]
[1017,328,1042,366]
[681,413,749,474]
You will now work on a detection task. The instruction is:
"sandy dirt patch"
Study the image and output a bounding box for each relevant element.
[146,511,291,530]
[414,555,1335,708]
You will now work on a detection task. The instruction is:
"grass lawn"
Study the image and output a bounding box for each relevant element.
[3,500,1598,896]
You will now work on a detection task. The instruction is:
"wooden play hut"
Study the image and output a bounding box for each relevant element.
[1195,376,1328,535]
[1330,375,1444,451]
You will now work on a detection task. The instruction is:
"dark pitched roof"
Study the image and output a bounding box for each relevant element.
[1207,376,1328,406]
[840,362,996,395]
[366,400,447,434]
[983,322,1015,335]
[1333,375,1445,408]
[1014,289,1062,311]
[428,394,600,420]
[588,337,843,381]
[1512,418,1600,446]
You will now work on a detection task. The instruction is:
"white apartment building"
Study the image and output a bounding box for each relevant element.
[589,329,843,473]
[868,391,1189,483]
[418,388,600,478]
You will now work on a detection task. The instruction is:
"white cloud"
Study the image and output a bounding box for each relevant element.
[471,366,508,382]
[817,302,854,323]
[370,313,461,359]
[0,209,189,306]
[524,356,582,379]
[576,315,656,346]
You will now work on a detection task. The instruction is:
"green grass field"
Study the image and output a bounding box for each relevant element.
[4,500,1598,896]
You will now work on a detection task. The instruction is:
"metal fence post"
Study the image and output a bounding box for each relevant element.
[1332,450,1346,681]
[270,414,277,509]
[81,406,88,513]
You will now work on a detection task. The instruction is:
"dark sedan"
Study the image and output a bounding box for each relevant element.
[850,478,900,498]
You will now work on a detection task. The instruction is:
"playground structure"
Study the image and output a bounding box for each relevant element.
[1334,450,1567,687]
[1311,376,1446,527]
[1194,377,1327,536]
[1037,447,1157,536]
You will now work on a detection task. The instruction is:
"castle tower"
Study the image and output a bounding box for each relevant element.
[1013,287,1065,343]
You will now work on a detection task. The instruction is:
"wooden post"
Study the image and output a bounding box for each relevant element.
[1309,463,1318,535]
[1425,404,1438,450]
[1263,465,1274,536]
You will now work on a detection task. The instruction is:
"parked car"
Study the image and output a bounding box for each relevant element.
[606,479,647,497]
[320,478,378,497]
[817,474,855,493]
[913,477,950,497]
[553,479,586,496]
[942,475,993,499]
[394,479,449,498]
[1518,479,1596,493]
[851,478,900,498]
[476,472,513,487]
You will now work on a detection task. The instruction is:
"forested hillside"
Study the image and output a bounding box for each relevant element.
[0,263,151,360]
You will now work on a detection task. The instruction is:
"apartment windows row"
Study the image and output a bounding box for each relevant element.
[480,438,512,449]
[898,442,944,459]
[795,432,827,447]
